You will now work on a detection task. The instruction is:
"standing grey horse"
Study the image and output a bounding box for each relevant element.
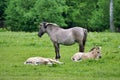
[38,22,87,60]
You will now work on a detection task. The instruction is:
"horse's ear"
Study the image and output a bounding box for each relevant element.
[44,25,47,28]
[43,22,48,28]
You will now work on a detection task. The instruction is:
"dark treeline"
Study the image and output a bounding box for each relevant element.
[0,0,120,32]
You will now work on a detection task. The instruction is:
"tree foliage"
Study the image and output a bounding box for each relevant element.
[65,0,98,29]
[33,0,67,27]
[114,0,120,32]
[88,0,109,31]
[0,0,119,32]
[5,0,67,31]
[5,0,37,31]
[0,0,7,27]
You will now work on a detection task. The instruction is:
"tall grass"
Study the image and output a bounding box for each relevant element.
[0,32,120,80]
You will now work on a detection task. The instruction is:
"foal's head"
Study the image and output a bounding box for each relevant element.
[90,47,102,59]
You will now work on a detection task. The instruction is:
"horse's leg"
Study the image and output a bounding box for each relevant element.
[83,36,87,52]
[79,43,84,52]
[82,29,87,52]
[82,41,86,52]
[53,42,60,60]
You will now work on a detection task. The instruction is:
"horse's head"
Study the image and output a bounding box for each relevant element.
[38,22,59,37]
[91,47,102,59]
[38,22,48,37]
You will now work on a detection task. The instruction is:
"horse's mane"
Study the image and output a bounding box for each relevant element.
[46,23,60,27]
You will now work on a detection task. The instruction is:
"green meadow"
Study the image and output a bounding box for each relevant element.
[0,32,120,80]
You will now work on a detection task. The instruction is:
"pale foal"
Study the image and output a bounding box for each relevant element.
[24,57,63,65]
[71,47,102,62]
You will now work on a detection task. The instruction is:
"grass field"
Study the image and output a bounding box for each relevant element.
[0,31,120,80]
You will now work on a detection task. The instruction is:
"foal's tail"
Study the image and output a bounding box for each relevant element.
[83,29,87,46]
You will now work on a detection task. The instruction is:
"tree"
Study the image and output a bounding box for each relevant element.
[5,0,67,31]
[88,0,109,31]
[65,0,98,29]
[5,0,37,31]
[110,0,114,32]
[114,0,120,32]
[34,0,67,27]
[4,0,120,32]
[0,0,7,28]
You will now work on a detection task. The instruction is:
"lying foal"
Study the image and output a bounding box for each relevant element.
[24,57,63,65]
[71,47,102,62]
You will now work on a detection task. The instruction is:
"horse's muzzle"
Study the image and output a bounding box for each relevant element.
[38,33,43,37]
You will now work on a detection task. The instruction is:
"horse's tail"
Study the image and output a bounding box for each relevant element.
[83,29,87,46]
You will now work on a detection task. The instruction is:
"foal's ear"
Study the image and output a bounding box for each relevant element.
[99,47,102,49]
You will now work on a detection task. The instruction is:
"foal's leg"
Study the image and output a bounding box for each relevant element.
[53,42,60,60]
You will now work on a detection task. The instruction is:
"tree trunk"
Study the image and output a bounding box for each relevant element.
[110,0,114,32]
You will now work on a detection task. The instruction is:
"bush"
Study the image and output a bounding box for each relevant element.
[5,0,67,32]
[5,0,38,32]
[88,0,109,31]
[4,0,120,32]
[114,0,120,32]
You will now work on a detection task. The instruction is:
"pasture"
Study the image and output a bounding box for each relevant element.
[0,31,120,80]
